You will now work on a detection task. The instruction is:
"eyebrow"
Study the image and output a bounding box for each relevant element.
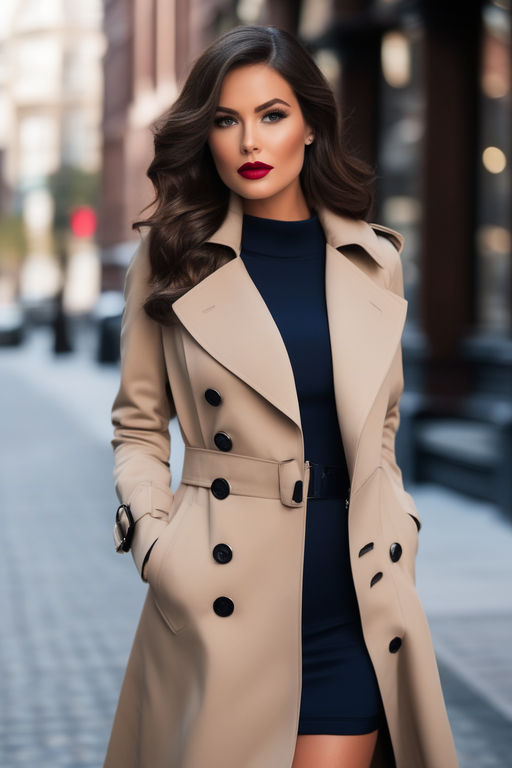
[215,98,291,115]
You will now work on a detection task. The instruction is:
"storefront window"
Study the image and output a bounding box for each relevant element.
[476,1,511,334]
[377,20,424,327]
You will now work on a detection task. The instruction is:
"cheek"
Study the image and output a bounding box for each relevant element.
[273,125,306,165]
[208,135,231,169]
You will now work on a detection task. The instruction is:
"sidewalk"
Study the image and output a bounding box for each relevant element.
[0,324,510,767]
[414,486,512,766]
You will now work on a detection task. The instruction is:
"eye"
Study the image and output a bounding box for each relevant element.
[214,115,237,128]
[213,109,289,128]
[262,109,288,122]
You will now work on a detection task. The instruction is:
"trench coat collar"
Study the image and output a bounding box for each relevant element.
[171,190,407,489]
[203,190,404,266]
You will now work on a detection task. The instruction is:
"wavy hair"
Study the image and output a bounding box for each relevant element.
[134,24,375,325]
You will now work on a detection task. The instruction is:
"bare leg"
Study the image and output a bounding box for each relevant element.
[291,730,378,768]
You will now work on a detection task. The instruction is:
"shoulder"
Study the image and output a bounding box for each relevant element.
[122,230,153,302]
[128,229,151,268]
[126,229,151,277]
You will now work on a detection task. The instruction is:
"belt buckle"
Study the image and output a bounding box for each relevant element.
[307,462,323,499]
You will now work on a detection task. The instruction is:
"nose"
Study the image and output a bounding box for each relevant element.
[240,123,259,155]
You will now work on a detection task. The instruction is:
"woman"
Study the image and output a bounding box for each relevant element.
[105,25,458,768]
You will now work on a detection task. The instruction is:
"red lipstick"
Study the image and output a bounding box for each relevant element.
[237,161,273,179]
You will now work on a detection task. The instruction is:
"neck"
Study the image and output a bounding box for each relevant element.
[241,188,311,221]
[241,210,325,259]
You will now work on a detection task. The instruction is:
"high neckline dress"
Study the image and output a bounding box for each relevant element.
[241,211,384,736]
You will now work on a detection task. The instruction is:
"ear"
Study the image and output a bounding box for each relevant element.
[304,124,314,144]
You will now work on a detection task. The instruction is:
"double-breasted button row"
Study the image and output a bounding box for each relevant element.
[204,387,232,495]
[212,544,234,616]
[204,387,233,452]
[205,385,303,507]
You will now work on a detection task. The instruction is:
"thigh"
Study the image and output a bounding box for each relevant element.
[291,730,378,768]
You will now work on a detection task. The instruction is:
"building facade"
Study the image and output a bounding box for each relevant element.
[0,0,105,307]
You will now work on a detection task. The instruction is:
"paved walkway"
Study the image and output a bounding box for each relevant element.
[0,324,510,767]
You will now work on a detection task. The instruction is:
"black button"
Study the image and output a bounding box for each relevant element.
[359,542,374,557]
[370,571,383,587]
[211,478,230,499]
[390,542,402,562]
[213,543,232,563]
[292,480,303,503]
[389,636,402,653]
[213,596,234,617]
[214,431,232,451]
[205,388,222,406]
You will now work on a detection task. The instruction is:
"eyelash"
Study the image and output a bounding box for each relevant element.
[214,109,288,128]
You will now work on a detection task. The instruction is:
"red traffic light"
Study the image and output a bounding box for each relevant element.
[70,206,97,238]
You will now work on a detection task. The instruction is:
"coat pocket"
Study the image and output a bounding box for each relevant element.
[144,483,190,578]
[144,483,199,634]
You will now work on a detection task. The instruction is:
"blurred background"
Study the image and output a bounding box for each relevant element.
[0,1,511,766]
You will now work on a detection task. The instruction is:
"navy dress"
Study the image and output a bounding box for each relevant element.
[240,211,384,736]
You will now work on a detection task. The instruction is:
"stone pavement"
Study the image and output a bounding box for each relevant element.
[0,323,511,767]
[414,487,512,767]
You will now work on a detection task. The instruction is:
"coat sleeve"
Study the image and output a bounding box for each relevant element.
[111,232,177,580]
[381,244,422,532]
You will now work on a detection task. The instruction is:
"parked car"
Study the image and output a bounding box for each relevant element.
[0,301,25,346]
[92,290,125,363]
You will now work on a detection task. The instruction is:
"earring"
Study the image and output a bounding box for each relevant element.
[306,136,314,145]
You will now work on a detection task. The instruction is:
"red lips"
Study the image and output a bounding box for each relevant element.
[237,161,274,180]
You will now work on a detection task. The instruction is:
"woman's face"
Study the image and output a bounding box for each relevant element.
[207,63,313,218]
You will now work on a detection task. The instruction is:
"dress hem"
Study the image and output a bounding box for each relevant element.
[297,713,381,736]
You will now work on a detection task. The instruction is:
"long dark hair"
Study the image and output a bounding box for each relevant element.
[135,24,375,325]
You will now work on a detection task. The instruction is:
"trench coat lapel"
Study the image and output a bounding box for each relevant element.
[171,191,407,481]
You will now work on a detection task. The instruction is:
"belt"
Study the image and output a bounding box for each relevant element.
[307,461,350,503]
[180,446,350,507]
[115,448,351,553]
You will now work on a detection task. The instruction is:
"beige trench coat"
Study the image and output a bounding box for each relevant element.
[103,190,459,768]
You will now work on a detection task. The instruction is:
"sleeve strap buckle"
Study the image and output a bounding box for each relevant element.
[114,503,135,553]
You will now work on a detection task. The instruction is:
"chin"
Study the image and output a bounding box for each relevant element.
[223,173,276,198]
[239,189,276,200]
